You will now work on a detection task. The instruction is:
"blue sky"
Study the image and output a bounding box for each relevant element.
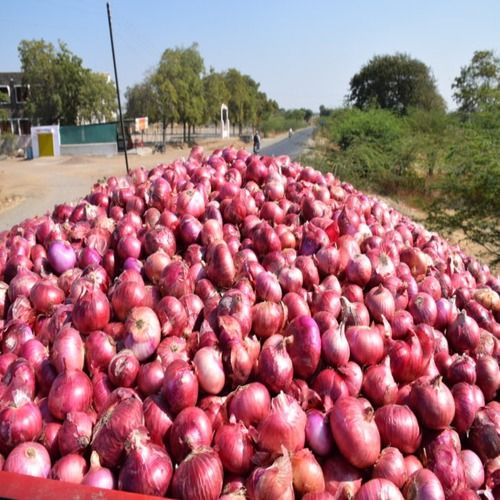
[1,0,499,111]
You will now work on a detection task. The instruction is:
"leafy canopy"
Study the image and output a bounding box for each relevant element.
[347,53,446,114]
[18,39,116,125]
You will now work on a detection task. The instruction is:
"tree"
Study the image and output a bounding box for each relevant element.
[78,71,116,124]
[452,50,500,113]
[125,80,156,120]
[225,69,247,135]
[18,39,116,125]
[347,53,446,114]
[203,70,229,132]
[155,43,205,142]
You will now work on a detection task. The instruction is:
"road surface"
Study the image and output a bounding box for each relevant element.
[259,127,315,159]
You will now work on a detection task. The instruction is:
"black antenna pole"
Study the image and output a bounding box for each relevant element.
[106,2,129,174]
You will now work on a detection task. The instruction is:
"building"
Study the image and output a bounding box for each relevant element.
[0,72,31,135]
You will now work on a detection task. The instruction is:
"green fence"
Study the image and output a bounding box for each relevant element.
[60,123,117,145]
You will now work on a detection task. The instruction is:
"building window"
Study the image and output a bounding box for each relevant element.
[14,84,29,103]
[0,85,10,103]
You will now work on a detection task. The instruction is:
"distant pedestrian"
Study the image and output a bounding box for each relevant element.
[289,128,293,138]
[253,131,261,153]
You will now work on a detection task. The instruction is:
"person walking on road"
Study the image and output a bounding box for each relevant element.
[253,130,261,153]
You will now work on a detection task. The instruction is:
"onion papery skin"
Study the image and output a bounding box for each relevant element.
[329,396,380,469]
[4,442,51,478]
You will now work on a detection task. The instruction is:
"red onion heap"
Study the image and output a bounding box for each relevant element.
[0,145,498,498]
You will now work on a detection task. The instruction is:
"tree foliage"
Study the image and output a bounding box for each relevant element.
[347,53,446,114]
[18,39,116,125]
[452,50,500,113]
[203,69,229,129]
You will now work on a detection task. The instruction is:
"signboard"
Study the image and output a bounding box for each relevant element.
[135,117,148,132]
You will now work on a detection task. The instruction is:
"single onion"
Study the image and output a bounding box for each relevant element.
[362,357,399,407]
[408,292,437,326]
[305,409,334,456]
[4,442,51,478]
[460,449,485,491]
[257,335,293,394]
[365,284,395,322]
[372,447,407,488]
[118,431,173,496]
[257,392,307,454]
[51,326,84,373]
[291,448,325,496]
[403,468,445,500]
[323,455,362,498]
[161,359,199,414]
[72,287,111,333]
[251,301,287,338]
[137,360,164,396]
[143,395,173,445]
[355,479,404,500]
[108,349,140,388]
[47,240,76,274]
[50,453,87,483]
[247,451,294,500]
[409,376,455,430]
[345,325,384,366]
[57,410,94,456]
[215,420,254,475]
[123,306,161,361]
[85,330,116,374]
[286,315,321,379]
[228,382,271,427]
[329,396,380,468]
[81,451,115,489]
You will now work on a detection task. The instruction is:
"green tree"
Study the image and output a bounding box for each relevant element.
[18,39,116,125]
[156,43,205,142]
[452,50,500,113]
[78,71,116,123]
[125,80,156,120]
[203,69,229,132]
[225,69,247,135]
[0,92,9,122]
[348,53,446,114]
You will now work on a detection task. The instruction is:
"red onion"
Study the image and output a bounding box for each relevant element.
[207,242,236,288]
[215,420,254,475]
[296,255,320,290]
[172,447,224,500]
[408,292,437,326]
[345,254,372,287]
[257,392,306,454]
[228,382,271,427]
[136,360,164,396]
[108,349,140,388]
[469,403,500,461]
[447,354,476,385]
[365,284,395,322]
[4,442,51,478]
[29,280,65,314]
[118,431,173,496]
[286,315,321,379]
[72,287,111,333]
[82,451,115,489]
[447,311,480,353]
[85,330,116,374]
[452,382,485,433]
[255,271,282,302]
[50,453,87,483]
[51,326,84,373]
[161,359,198,414]
[403,468,445,499]
[47,240,76,274]
[362,357,399,407]
[0,390,42,451]
[40,421,61,459]
[194,346,225,395]
[91,392,144,468]
[159,260,194,299]
[475,354,500,401]
[409,376,455,430]
[323,455,362,498]
[2,321,34,355]
[47,368,93,420]
[251,301,287,338]
[427,443,467,497]
[460,449,484,490]
[247,451,294,500]
[111,280,146,321]
[283,292,310,320]
[257,335,293,394]
[310,289,341,317]
[372,447,407,488]
[291,448,325,496]
[143,395,173,445]
[374,404,422,454]
[321,323,350,367]
[329,396,380,468]
[404,455,423,477]
[305,409,334,456]
[345,325,385,366]
[57,410,94,455]
[355,478,404,499]
[123,306,161,361]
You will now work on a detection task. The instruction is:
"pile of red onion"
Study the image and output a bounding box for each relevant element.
[0,145,498,499]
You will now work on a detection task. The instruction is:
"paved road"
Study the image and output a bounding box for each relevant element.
[259,127,315,159]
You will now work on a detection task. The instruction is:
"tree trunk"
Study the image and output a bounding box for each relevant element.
[188,123,191,143]
[162,117,166,145]
[183,122,186,143]
[238,122,242,136]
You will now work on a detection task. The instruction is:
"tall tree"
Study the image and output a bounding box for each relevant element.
[78,71,116,124]
[156,43,205,142]
[203,69,229,132]
[452,50,500,113]
[18,39,116,125]
[348,53,446,114]
[225,69,247,135]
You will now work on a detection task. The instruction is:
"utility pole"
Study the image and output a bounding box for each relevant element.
[106,2,129,174]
